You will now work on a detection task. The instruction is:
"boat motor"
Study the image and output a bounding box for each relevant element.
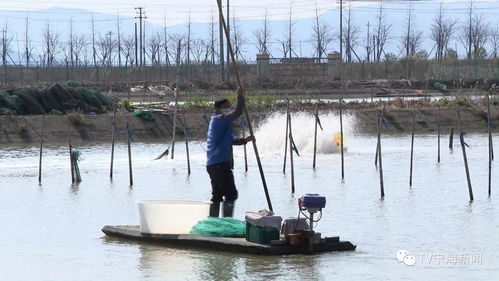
[298,194,326,232]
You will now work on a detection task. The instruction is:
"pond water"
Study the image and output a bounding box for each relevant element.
[0,112,497,280]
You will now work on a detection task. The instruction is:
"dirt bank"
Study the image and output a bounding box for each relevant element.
[0,102,497,146]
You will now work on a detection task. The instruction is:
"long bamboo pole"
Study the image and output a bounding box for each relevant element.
[283,98,290,174]
[126,122,133,187]
[313,99,319,169]
[110,105,116,180]
[437,105,441,163]
[38,114,44,183]
[183,112,191,175]
[241,118,248,172]
[68,118,74,183]
[171,43,181,160]
[409,105,415,187]
[487,91,492,196]
[457,108,473,202]
[288,113,295,194]
[340,98,345,180]
[216,0,273,211]
[378,106,385,198]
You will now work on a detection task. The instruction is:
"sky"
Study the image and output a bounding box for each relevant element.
[1,0,497,26]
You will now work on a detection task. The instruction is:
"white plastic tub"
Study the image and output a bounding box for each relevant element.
[138,200,211,234]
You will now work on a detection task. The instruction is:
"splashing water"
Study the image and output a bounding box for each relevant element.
[253,111,356,156]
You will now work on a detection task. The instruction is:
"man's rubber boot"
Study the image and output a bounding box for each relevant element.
[222,201,235,217]
[209,202,220,217]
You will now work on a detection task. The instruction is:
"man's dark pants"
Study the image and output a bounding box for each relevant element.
[206,162,238,217]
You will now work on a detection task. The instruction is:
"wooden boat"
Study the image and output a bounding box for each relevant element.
[102,225,356,255]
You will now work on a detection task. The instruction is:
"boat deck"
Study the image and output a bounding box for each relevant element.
[102,225,356,255]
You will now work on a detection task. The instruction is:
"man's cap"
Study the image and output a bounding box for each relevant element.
[214,98,230,108]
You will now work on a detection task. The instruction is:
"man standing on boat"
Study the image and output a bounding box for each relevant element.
[206,87,254,217]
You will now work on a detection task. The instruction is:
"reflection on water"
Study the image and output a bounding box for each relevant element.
[0,122,498,280]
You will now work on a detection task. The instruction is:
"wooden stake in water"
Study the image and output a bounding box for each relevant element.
[241,118,248,172]
[313,99,319,169]
[126,122,133,186]
[288,113,295,194]
[449,127,454,150]
[377,107,385,198]
[340,98,345,180]
[283,98,290,174]
[457,108,473,202]
[437,105,441,163]
[487,91,493,196]
[38,114,45,183]
[68,118,75,183]
[110,105,117,181]
[183,112,191,175]
[486,91,494,161]
[171,46,181,160]
[409,105,416,187]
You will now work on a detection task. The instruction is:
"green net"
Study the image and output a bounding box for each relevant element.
[189,217,246,237]
[62,80,81,88]
[0,91,22,113]
[132,109,156,122]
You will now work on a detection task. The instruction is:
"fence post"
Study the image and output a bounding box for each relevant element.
[327,51,341,80]
[256,52,270,80]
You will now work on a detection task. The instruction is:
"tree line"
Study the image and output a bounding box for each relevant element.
[1,0,498,69]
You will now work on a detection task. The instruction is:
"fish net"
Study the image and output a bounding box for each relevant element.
[189,217,246,237]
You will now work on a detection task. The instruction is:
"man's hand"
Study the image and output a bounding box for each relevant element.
[244,135,255,144]
[236,87,244,96]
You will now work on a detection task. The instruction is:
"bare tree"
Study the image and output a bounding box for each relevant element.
[374,2,392,62]
[186,12,192,64]
[122,35,135,66]
[489,25,499,58]
[311,4,333,60]
[163,13,171,66]
[116,15,122,67]
[168,33,185,64]
[231,14,246,61]
[460,0,489,59]
[208,10,218,63]
[147,32,162,65]
[1,23,13,66]
[400,4,423,57]
[191,39,207,63]
[97,32,116,67]
[253,9,271,54]
[342,2,361,62]
[91,16,97,66]
[42,21,60,66]
[23,15,34,66]
[69,18,75,66]
[431,3,458,60]
[73,35,86,67]
[279,1,296,59]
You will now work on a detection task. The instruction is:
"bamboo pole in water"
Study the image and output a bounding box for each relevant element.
[241,118,248,172]
[183,112,191,175]
[340,98,345,180]
[437,105,441,163]
[288,113,295,194]
[449,127,454,150]
[487,91,492,196]
[457,108,473,201]
[171,45,181,160]
[38,114,44,183]
[375,110,381,167]
[409,105,416,187]
[313,99,319,169]
[68,118,75,183]
[377,106,385,198]
[283,98,290,174]
[486,91,494,161]
[126,122,133,186]
[110,105,116,180]
[217,0,273,211]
